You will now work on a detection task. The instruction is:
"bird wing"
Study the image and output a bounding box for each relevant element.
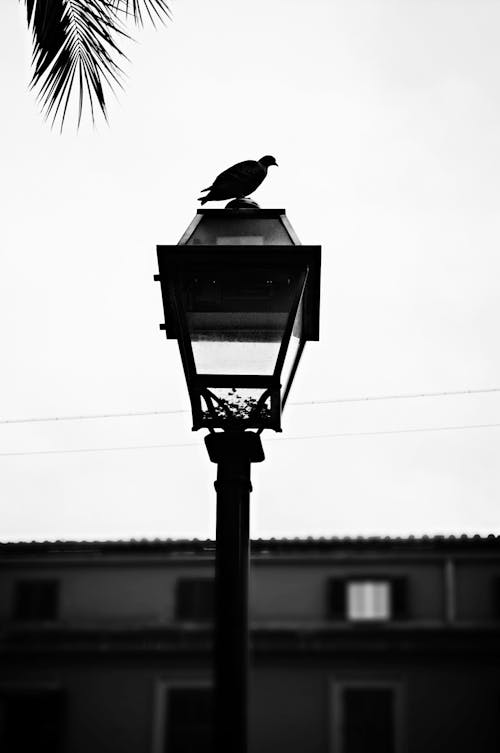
[212,160,264,189]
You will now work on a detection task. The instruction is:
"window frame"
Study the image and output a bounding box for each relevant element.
[151,678,213,753]
[328,677,406,753]
[12,579,60,622]
[0,683,67,753]
[327,576,409,622]
[346,579,392,622]
[491,576,500,619]
[174,577,215,622]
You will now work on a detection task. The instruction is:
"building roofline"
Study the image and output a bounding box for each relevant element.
[0,535,499,556]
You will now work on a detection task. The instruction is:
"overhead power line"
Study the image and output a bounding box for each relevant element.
[1,387,500,426]
[0,408,188,426]
[291,386,500,406]
[1,421,500,458]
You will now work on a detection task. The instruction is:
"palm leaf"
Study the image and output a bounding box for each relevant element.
[24,0,129,129]
[114,0,171,27]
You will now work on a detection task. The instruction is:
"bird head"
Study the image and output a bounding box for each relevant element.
[259,155,278,168]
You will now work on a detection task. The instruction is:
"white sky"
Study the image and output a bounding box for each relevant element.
[1,0,500,541]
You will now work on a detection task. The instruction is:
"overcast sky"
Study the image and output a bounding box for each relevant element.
[1,0,500,542]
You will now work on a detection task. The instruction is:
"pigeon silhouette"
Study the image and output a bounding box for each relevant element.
[198,156,278,205]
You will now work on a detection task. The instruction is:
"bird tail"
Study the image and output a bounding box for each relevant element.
[198,195,209,205]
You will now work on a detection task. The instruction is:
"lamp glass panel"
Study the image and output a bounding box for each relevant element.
[200,388,271,424]
[187,217,294,246]
[279,293,303,402]
[192,340,280,376]
[182,268,303,376]
[216,236,264,246]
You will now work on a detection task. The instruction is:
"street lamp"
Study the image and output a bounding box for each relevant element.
[155,201,321,753]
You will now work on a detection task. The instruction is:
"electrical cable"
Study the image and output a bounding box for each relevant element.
[1,421,500,457]
[1,387,500,426]
[0,408,188,425]
[290,386,500,406]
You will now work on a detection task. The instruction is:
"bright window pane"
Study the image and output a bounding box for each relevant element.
[347,581,391,621]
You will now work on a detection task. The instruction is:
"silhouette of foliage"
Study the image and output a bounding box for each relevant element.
[202,389,272,425]
[115,0,171,26]
[22,0,170,129]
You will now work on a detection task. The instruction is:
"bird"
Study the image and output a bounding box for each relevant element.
[198,155,278,205]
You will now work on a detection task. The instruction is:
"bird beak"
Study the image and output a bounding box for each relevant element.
[274,162,279,167]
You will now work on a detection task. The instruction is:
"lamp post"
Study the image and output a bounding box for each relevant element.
[155,200,321,753]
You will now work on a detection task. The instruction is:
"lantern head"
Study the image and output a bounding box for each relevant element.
[156,208,320,432]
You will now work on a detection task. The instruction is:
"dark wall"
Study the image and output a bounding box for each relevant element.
[2,656,498,753]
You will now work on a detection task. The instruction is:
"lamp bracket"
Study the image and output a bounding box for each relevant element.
[205,431,265,464]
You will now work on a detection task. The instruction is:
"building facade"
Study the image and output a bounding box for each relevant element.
[1,536,500,753]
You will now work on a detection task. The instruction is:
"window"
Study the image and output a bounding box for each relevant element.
[327,578,408,621]
[175,579,214,621]
[331,682,403,753]
[165,687,214,753]
[492,577,500,618]
[0,689,66,753]
[348,581,391,621]
[13,581,59,621]
[341,687,396,753]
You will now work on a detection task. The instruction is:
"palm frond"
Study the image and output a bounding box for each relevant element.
[113,0,171,28]
[24,0,128,129]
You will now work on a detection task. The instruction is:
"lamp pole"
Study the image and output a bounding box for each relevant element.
[205,431,264,753]
[155,204,321,753]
